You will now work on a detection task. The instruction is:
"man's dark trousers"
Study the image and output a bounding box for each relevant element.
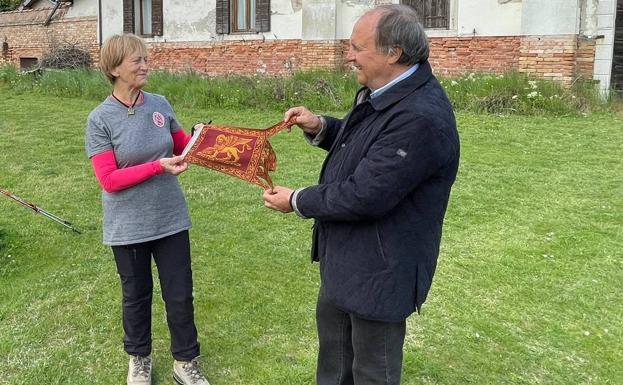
[111,230,200,361]
[316,288,406,385]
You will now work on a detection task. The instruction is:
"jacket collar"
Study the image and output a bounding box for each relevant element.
[356,61,433,111]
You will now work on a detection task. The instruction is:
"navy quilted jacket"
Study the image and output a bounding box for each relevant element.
[296,61,460,322]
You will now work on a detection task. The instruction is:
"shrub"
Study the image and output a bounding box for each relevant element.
[0,0,21,12]
[41,42,92,70]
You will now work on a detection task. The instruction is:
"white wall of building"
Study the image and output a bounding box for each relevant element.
[98,0,303,42]
[65,0,97,18]
[161,0,215,41]
[580,0,599,36]
[49,0,607,42]
[336,0,372,39]
[268,0,303,40]
[455,0,522,37]
[302,0,336,39]
[100,0,123,41]
[521,0,579,35]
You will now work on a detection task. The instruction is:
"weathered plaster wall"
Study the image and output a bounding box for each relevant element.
[580,0,599,37]
[160,0,215,41]
[269,0,303,40]
[101,0,123,41]
[456,0,522,36]
[302,0,336,40]
[335,0,372,39]
[65,0,97,18]
[100,0,303,42]
[521,0,579,35]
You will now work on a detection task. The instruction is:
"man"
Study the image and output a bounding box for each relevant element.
[263,4,459,385]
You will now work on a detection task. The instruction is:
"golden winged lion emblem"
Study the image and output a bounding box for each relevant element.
[183,117,296,189]
[197,134,253,166]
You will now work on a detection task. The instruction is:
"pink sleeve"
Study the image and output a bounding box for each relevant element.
[91,150,164,193]
[172,129,191,156]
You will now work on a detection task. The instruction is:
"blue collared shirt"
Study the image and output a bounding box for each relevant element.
[370,64,419,99]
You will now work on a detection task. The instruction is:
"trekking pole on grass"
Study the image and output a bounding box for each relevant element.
[0,187,81,234]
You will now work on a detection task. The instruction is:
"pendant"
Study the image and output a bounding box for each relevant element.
[127,108,135,115]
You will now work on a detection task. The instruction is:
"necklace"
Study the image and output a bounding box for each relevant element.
[111,91,141,116]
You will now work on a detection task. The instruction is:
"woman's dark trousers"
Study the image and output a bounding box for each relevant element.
[112,230,200,361]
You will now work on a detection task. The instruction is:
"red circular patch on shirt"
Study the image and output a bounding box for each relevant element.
[153,112,165,128]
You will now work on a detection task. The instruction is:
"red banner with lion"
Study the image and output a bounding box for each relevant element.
[182,118,296,189]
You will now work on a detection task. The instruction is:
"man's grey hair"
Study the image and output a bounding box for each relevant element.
[373,4,429,65]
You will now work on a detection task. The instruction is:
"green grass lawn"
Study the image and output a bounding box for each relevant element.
[0,89,622,385]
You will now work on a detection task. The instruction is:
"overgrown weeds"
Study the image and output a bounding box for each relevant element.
[442,72,618,115]
[0,64,619,115]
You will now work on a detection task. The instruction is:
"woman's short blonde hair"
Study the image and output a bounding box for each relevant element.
[99,34,148,84]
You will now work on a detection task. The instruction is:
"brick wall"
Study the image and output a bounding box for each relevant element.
[517,35,595,83]
[519,35,577,83]
[148,40,348,76]
[575,37,596,80]
[429,36,522,76]
[145,35,594,84]
[0,7,98,69]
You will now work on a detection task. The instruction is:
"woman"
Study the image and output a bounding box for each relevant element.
[85,34,210,385]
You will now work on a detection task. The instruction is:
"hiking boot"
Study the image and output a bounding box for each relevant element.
[127,355,152,385]
[173,356,211,385]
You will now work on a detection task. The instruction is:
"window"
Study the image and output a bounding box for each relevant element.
[216,0,270,34]
[135,0,152,35]
[19,57,38,70]
[123,0,163,36]
[233,0,256,32]
[401,0,450,29]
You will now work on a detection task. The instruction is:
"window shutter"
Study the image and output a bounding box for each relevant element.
[152,0,163,36]
[255,0,270,32]
[429,0,448,28]
[403,0,424,24]
[401,0,449,29]
[123,0,134,33]
[216,0,230,34]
